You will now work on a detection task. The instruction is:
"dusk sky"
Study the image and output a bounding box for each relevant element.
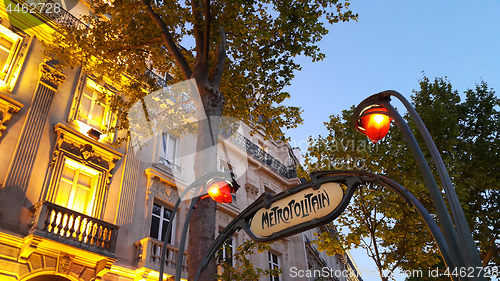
[282,1,500,280]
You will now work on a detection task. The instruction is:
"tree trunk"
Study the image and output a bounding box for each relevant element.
[187,78,223,280]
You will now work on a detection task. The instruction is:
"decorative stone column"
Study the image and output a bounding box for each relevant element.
[115,139,141,226]
[0,62,65,230]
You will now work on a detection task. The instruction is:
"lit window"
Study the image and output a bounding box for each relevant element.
[0,35,17,80]
[70,77,117,142]
[268,252,280,281]
[159,133,180,171]
[54,158,99,216]
[78,80,112,131]
[217,232,233,265]
[0,25,23,86]
[149,202,173,244]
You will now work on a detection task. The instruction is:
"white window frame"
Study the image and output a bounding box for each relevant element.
[149,201,175,244]
[258,139,268,153]
[219,159,231,174]
[217,232,234,266]
[77,79,113,130]
[159,132,180,171]
[70,76,117,142]
[268,252,280,281]
[0,25,26,91]
[54,158,100,216]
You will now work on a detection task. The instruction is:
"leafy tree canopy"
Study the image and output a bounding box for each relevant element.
[43,0,358,143]
[300,76,500,280]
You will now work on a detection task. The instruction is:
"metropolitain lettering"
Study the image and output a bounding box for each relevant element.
[261,189,330,230]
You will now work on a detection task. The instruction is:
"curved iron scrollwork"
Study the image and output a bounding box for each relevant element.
[195,170,455,281]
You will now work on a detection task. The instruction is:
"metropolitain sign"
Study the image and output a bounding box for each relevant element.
[237,172,361,243]
[250,182,343,237]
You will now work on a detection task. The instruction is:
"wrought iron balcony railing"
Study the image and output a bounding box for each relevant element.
[145,68,169,89]
[135,237,188,277]
[220,128,297,179]
[29,201,119,256]
[159,156,181,172]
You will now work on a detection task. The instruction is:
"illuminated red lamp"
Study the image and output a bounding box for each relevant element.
[207,180,233,204]
[356,107,392,143]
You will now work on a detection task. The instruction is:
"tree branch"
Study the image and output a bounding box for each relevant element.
[105,37,163,55]
[141,0,192,79]
[482,245,498,267]
[203,0,211,63]
[209,25,226,86]
[258,38,285,54]
[481,222,499,266]
[191,0,204,60]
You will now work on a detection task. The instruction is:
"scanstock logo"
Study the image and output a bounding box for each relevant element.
[3,0,80,31]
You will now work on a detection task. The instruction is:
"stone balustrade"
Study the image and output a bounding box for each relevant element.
[29,201,119,256]
[135,237,188,277]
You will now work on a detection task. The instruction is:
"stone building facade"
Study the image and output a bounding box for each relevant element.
[0,2,362,281]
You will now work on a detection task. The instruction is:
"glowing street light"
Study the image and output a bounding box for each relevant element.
[206,179,234,204]
[354,106,392,143]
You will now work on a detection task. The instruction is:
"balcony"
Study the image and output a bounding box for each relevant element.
[135,237,188,278]
[219,128,297,179]
[29,201,119,257]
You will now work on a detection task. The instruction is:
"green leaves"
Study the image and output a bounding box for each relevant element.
[302,75,500,279]
[216,239,282,281]
[43,0,357,143]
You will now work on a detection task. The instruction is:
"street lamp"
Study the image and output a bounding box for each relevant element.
[355,106,392,143]
[158,171,239,281]
[352,90,484,279]
[205,179,234,203]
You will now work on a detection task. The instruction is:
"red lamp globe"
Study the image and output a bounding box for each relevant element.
[207,180,233,204]
[357,107,392,143]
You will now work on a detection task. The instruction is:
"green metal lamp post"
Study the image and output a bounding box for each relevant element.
[352,90,484,280]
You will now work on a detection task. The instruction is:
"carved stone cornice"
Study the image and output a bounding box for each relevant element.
[53,123,123,187]
[39,62,66,91]
[245,182,259,198]
[0,92,23,139]
[144,167,180,205]
[58,255,74,274]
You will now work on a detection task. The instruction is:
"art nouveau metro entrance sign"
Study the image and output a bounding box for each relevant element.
[195,170,460,280]
[250,182,343,237]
